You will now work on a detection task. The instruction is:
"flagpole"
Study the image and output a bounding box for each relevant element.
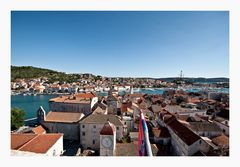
[141,110,153,156]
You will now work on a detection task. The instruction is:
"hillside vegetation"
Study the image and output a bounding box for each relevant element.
[11,66,81,83]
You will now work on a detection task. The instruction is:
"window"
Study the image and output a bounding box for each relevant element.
[93,140,95,144]
[82,125,85,128]
[124,122,127,125]
[199,140,202,145]
[93,125,96,128]
[82,132,85,136]
[116,127,119,130]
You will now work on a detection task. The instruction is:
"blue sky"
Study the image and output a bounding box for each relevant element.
[11,11,229,78]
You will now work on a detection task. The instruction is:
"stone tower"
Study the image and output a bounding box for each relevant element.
[100,121,116,156]
[37,106,46,123]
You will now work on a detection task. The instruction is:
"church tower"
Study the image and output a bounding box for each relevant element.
[100,121,116,156]
[37,106,46,123]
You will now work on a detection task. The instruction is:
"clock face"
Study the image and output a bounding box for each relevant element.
[101,137,113,148]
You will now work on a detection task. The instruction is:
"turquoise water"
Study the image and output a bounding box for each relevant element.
[133,88,165,95]
[11,87,228,120]
[11,94,58,119]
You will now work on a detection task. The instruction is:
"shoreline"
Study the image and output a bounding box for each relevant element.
[11,86,229,96]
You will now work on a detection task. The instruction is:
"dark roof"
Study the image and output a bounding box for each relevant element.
[92,101,107,111]
[186,116,202,122]
[167,119,201,146]
[189,122,222,132]
[100,121,116,135]
[192,151,206,156]
[163,115,176,124]
[45,111,84,123]
[152,127,170,138]
[80,114,123,126]
[106,94,118,101]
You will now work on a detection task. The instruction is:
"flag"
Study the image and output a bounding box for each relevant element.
[138,110,153,156]
[138,110,145,156]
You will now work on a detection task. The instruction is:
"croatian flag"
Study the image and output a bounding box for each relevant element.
[138,110,153,156]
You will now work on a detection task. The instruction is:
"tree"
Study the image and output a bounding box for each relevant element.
[11,107,25,130]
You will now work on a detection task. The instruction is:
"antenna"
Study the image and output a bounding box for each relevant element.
[179,70,184,80]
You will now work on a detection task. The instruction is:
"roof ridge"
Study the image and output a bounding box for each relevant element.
[17,134,39,151]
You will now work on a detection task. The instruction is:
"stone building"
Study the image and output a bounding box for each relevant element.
[100,121,116,156]
[79,114,124,150]
[158,111,210,155]
[49,92,98,116]
[11,133,63,156]
[106,90,118,115]
[38,108,85,140]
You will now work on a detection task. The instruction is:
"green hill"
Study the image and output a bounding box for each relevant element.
[11,66,80,83]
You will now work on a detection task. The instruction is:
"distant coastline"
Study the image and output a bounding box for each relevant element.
[11,65,229,83]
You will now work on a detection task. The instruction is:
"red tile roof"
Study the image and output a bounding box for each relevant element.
[121,101,132,113]
[49,92,96,103]
[100,121,116,135]
[32,125,46,134]
[18,134,63,154]
[74,92,96,98]
[188,98,201,104]
[11,134,37,150]
[212,135,229,147]
[45,111,84,123]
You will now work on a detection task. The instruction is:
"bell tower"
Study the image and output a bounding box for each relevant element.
[37,106,46,123]
[100,121,116,156]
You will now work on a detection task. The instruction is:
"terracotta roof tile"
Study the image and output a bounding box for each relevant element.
[18,134,63,154]
[49,92,96,103]
[11,134,37,150]
[32,125,46,134]
[121,102,132,113]
[45,111,84,123]
[74,92,96,98]
[212,135,229,147]
[128,93,145,98]
[100,121,116,135]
